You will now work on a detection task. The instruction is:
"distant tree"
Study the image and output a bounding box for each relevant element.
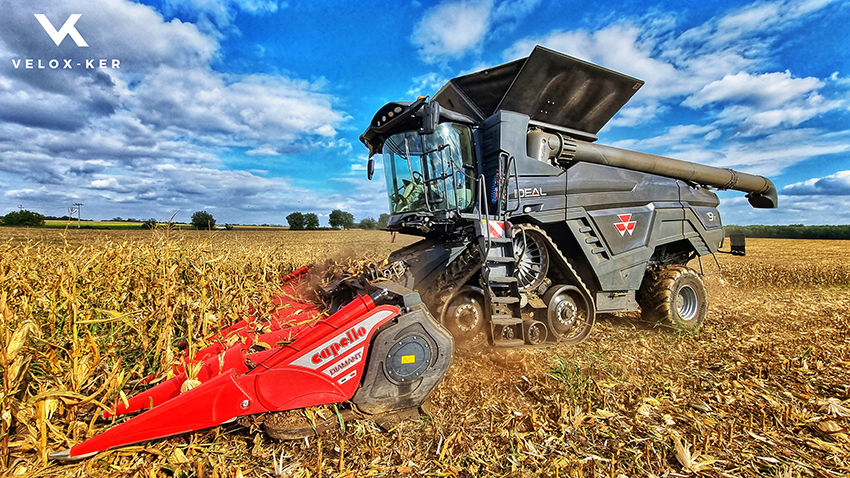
[141,218,157,229]
[304,213,319,230]
[358,217,378,230]
[191,211,216,230]
[286,212,305,230]
[112,217,124,222]
[329,209,354,229]
[377,213,390,229]
[1,209,45,227]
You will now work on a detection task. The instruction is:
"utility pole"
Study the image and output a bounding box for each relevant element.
[70,203,83,228]
[74,203,83,228]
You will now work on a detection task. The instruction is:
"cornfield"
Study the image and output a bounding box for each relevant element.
[1,228,848,477]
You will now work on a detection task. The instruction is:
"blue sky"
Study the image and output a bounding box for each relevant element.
[0,0,848,226]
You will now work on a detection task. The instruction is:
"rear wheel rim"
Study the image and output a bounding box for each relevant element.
[676,284,699,321]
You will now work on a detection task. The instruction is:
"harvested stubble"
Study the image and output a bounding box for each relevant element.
[1,231,848,477]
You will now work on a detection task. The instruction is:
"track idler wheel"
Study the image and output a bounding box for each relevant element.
[542,285,594,344]
[441,286,487,351]
[523,320,548,345]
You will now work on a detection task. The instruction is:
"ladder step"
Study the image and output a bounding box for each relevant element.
[490,296,520,304]
[585,237,599,244]
[486,257,515,263]
[579,226,593,233]
[591,247,606,255]
[491,316,523,325]
[488,276,517,284]
[484,237,512,244]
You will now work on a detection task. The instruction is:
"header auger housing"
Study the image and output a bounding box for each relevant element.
[54,46,774,461]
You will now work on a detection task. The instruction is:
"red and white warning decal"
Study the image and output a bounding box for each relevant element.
[615,214,637,236]
[291,309,394,370]
[485,220,506,238]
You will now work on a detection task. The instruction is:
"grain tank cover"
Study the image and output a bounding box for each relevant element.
[433,45,645,141]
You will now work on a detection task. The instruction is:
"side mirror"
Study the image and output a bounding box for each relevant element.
[367,158,375,180]
[421,101,440,135]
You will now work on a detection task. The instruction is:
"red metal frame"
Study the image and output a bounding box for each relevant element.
[65,267,399,459]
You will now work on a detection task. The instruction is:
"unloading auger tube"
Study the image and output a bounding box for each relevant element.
[527,130,778,209]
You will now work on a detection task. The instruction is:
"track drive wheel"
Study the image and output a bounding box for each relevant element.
[638,266,707,331]
[513,227,550,291]
[441,286,487,352]
[541,285,594,344]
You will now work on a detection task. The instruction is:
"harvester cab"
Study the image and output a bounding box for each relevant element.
[362,97,479,234]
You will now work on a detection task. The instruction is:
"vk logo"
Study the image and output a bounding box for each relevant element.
[34,14,88,47]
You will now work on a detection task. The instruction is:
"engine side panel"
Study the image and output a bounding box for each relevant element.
[492,128,725,294]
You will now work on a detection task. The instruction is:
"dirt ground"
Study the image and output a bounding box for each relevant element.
[1,230,848,477]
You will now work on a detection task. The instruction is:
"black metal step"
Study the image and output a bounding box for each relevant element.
[483,237,512,244]
[491,316,522,324]
[486,256,515,263]
[488,276,517,284]
[490,296,520,304]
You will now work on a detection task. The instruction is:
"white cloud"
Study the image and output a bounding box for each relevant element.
[492,0,541,21]
[90,178,121,189]
[685,72,823,109]
[0,0,351,223]
[783,170,850,196]
[411,0,493,62]
[246,147,280,156]
[409,0,544,63]
[407,72,450,97]
[504,0,845,125]
[127,67,343,148]
[719,192,850,225]
[682,71,840,134]
[162,0,280,32]
[503,21,697,101]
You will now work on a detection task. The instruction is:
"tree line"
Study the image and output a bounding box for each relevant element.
[0,209,392,231]
[725,224,850,240]
[286,210,391,230]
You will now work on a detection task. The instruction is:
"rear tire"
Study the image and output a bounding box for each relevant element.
[638,266,707,331]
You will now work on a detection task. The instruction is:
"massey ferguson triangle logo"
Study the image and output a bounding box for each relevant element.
[35,14,88,47]
[615,214,637,236]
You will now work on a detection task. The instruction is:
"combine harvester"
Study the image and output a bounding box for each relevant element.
[52,46,776,460]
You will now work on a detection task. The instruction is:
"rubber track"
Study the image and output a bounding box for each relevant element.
[427,242,482,319]
[518,224,596,321]
[427,224,596,346]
